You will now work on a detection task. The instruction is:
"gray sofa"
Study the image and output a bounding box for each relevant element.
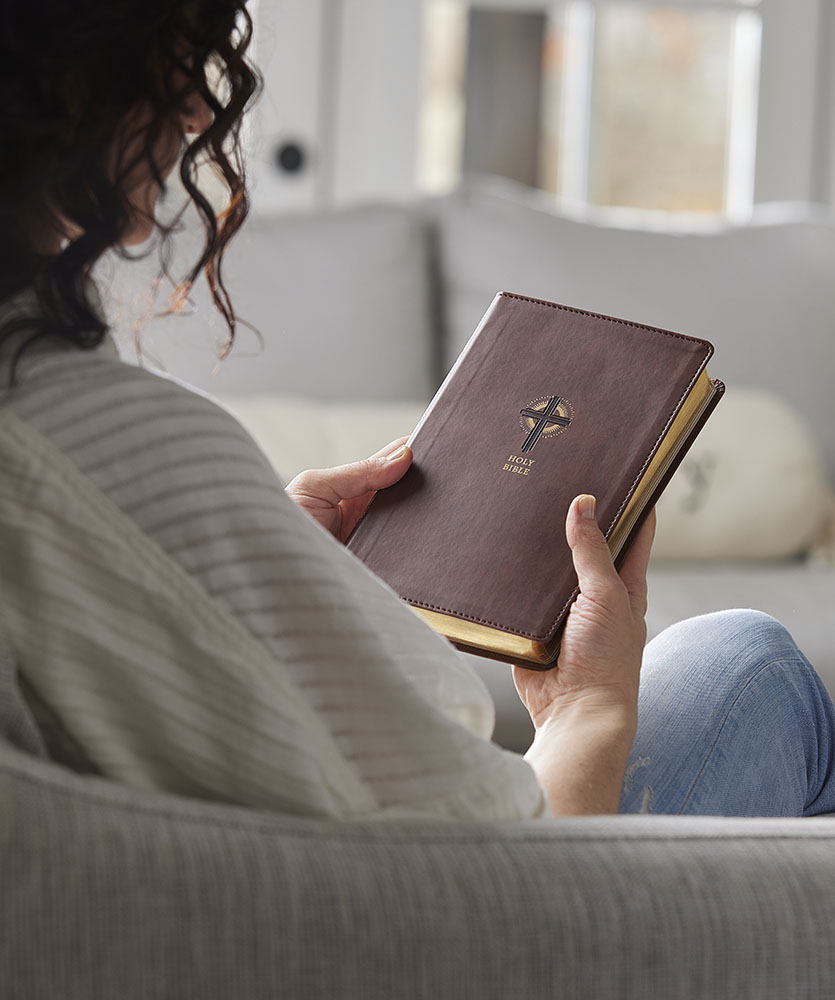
[105,177,835,752]
[7,180,835,996]
[4,628,835,999]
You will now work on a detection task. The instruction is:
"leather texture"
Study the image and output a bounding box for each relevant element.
[348,292,717,648]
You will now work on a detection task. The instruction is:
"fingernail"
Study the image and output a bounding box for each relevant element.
[386,444,408,463]
[578,494,596,520]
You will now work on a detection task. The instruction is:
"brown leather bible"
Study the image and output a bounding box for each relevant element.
[347,292,724,668]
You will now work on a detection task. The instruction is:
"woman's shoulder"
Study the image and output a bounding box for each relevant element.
[1,344,286,498]
[5,339,232,414]
[4,335,237,420]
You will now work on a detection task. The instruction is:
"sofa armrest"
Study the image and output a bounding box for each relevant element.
[3,744,834,999]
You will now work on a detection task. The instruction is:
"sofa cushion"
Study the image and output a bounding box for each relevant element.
[219,387,831,566]
[102,203,436,403]
[652,388,832,561]
[215,394,427,483]
[425,179,835,478]
[646,562,835,699]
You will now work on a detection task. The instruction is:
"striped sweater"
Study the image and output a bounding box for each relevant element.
[0,291,547,822]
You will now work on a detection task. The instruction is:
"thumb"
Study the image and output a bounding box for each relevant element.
[565,495,619,601]
[354,437,412,493]
[292,438,411,504]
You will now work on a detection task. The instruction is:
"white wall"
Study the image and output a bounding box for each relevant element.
[754,0,822,204]
[814,0,835,206]
[246,0,330,213]
[331,1,424,204]
[244,0,422,213]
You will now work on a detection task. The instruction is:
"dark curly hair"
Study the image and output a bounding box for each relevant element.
[0,0,262,378]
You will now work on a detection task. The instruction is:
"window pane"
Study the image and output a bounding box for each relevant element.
[588,5,748,213]
[416,1,761,218]
[537,13,566,198]
[416,1,469,194]
[461,9,547,188]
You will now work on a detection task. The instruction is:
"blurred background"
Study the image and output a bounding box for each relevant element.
[243,0,835,221]
[109,0,835,751]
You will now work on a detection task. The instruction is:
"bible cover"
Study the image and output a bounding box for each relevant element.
[347,292,724,668]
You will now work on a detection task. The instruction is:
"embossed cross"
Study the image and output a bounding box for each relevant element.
[520,396,571,453]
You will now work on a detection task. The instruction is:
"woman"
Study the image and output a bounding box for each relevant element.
[1,0,833,820]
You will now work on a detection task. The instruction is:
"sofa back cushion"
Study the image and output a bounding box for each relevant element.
[426,180,835,477]
[103,203,436,403]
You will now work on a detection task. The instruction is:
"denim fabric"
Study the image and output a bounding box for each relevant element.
[619,609,835,816]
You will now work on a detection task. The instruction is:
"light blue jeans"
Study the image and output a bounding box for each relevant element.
[619,609,835,816]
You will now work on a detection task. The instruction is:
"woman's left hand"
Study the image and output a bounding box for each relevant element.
[285,437,412,543]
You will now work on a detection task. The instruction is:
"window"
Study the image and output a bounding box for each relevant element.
[559,1,761,218]
[247,0,828,214]
[416,0,822,220]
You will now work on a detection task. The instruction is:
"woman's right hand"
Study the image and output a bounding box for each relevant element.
[514,494,655,729]
[512,495,656,814]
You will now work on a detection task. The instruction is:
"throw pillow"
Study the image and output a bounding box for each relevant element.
[652,388,832,561]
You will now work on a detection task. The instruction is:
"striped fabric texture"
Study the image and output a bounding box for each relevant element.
[0,301,545,823]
